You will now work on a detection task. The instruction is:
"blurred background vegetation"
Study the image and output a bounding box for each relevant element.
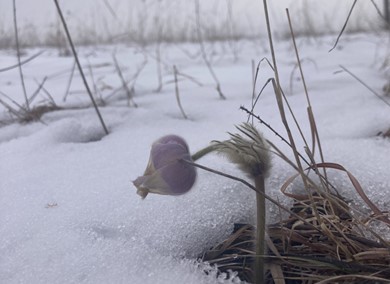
[0,0,388,48]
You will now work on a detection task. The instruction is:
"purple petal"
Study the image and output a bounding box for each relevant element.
[151,143,187,170]
[133,135,196,198]
[159,155,196,195]
[154,135,189,151]
[151,135,190,170]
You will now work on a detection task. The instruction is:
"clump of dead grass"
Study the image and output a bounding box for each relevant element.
[202,174,390,283]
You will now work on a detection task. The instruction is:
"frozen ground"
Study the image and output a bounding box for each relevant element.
[0,33,389,283]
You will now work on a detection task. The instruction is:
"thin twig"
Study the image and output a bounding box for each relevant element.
[63,60,76,102]
[87,58,103,104]
[28,77,48,106]
[289,58,317,96]
[340,65,390,108]
[247,57,275,123]
[13,0,29,111]
[173,65,188,119]
[248,77,273,122]
[36,81,57,106]
[175,70,204,87]
[250,59,257,124]
[0,96,24,119]
[286,10,311,106]
[112,53,138,107]
[370,0,390,29]
[155,41,163,92]
[0,91,26,112]
[241,106,298,159]
[329,0,358,52]
[0,51,44,73]
[251,59,256,100]
[225,0,239,62]
[194,0,226,100]
[106,56,147,102]
[102,0,118,19]
[53,0,109,135]
[139,45,204,88]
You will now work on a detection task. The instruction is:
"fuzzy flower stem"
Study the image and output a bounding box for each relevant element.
[254,175,265,284]
[191,144,218,161]
[210,123,271,283]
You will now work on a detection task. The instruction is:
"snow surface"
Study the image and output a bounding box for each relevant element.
[1,33,390,283]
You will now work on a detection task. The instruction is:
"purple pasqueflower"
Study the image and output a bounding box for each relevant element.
[133,135,197,199]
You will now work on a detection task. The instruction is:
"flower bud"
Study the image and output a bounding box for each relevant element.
[213,123,271,178]
[133,135,197,198]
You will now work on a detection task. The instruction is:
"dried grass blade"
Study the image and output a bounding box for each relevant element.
[315,162,390,225]
[316,274,390,284]
[329,0,358,52]
[268,263,285,284]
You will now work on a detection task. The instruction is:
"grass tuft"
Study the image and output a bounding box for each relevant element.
[202,173,390,283]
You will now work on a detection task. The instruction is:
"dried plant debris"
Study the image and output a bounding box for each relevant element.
[383,82,390,97]
[378,128,390,138]
[201,188,390,284]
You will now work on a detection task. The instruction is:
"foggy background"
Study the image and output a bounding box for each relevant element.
[0,0,386,48]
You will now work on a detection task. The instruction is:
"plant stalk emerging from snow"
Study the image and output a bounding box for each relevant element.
[53,0,109,135]
[212,123,271,284]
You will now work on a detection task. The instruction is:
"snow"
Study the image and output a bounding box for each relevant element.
[1,32,390,283]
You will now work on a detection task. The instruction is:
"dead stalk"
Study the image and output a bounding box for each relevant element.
[286,9,328,184]
[112,54,138,107]
[262,0,309,188]
[13,0,29,111]
[329,0,358,52]
[340,65,390,108]
[87,58,101,104]
[155,41,163,92]
[173,65,188,119]
[53,0,109,135]
[63,60,76,102]
[0,51,44,73]
[194,0,226,100]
